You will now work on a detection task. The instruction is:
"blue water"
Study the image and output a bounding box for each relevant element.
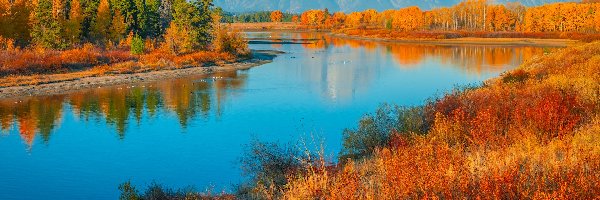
[0,32,547,199]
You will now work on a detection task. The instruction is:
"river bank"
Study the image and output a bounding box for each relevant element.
[329,33,578,47]
[0,50,282,99]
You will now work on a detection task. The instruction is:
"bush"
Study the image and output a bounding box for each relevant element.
[118,181,235,200]
[341,104,429,159]
[130,35,144,55]
[237,140,303,198]
[212,28,249,56]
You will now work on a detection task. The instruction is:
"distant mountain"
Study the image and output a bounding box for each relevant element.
[214,0,578,13]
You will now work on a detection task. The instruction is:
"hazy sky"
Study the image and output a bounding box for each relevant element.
[214,0,578,13]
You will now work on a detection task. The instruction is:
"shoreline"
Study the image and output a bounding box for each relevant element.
[0,50,282,100]
[328,33,578,47]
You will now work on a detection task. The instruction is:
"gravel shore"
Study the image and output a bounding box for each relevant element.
[0,50,282,99]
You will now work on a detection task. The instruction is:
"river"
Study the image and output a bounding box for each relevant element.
[0,31,552,199]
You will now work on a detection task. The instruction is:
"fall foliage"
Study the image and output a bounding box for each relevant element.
[270,10,283,23]
[0,0,249,81]
[246,39,600,200]
[294,1,600,40]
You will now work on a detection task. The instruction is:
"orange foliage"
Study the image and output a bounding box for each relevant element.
[262,41,600,199]
[270,10,283,23]
[0,44,133,76]
[295,1,600,40]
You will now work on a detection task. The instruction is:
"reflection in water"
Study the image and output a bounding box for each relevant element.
[0,96,64,150]
[0,32,555,199]
[0,70,247,149]
[294,32,544,74]
[267,32,545,102]
[1,32,546,151]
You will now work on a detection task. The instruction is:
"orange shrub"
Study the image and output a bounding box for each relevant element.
[256,41,600,199]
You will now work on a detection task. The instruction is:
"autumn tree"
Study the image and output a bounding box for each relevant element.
[392,7,423,31]
[325,12,346,28]
[162,0,214,54]
[300,10,328,28]
[0,0,31,45]
[345,12,363,28]
[270,10,283,23]
[362,9,378,25]
[64,0,84,44]
[91,0,111,43]
[31,0,63,49]
[110,9,127,43]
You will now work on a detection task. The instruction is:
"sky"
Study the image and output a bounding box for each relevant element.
[213,0,578,13]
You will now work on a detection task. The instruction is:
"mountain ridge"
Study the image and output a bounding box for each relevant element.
[214,0,577,13]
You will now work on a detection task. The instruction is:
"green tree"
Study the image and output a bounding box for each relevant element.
[144,0,162,38]
[64,0,84,44]
[30,0,63,49]
[165,0,214,53]
[91,0,111,44]
[133,0,147,36]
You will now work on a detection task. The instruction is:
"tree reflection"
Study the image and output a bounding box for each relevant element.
[0,33,549,150]
[0,70,248,148]
[0,96,64,149]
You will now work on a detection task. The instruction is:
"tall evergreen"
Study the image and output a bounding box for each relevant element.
[145,0,162,38]
[91,0,111,43]
[64,0,84,44]
[31,0,63,49]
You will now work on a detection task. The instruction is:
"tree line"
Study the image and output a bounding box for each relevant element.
[220,10,295,23]
[295,0,600,33]
[0,0,215,53]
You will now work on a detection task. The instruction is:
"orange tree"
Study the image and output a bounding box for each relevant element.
[270,10,283,22]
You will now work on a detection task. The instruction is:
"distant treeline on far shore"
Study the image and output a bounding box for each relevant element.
[227,0,600,35]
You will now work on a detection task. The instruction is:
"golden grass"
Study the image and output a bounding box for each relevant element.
[262,41,600,199]
[0,47,239,88]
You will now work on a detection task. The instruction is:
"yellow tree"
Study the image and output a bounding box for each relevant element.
[162,21,190,54]
[595,4,600,32]
[392,7,423,31]
[64,0,83,44]
[345,12,363,28]
[0,0,32,45]
[270,10,283,23]
[0,0,7,28]
[91,0,111,43]
[110,9,127,43]
[362,9,377,25]
[326,12,345,28]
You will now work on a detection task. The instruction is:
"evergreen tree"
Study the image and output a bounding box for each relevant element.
[159,0,174,36]
[91,0,111,43]
[64,0,84,44]
[110,9,127,43]
[190,0,214,47]
[30,0,63,49]
[133,0,147,36]
[145,0,162,38]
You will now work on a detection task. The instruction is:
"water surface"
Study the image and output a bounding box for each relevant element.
[0,32,549,199]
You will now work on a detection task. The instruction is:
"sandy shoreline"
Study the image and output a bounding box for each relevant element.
[329,33,577,47]
[0,50,282,99]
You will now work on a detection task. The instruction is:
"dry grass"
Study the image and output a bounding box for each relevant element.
[228,22,307,31]
[0,46,239,88]
[254,41,600,199]
[334,28,600,42]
